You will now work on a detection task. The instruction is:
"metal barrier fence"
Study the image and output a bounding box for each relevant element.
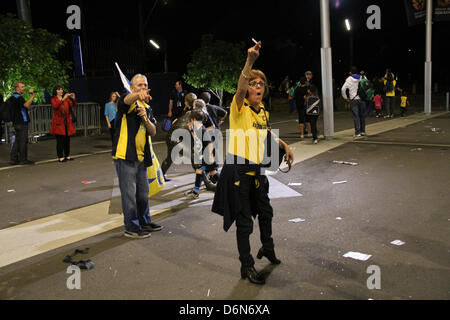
[3,102,101,144]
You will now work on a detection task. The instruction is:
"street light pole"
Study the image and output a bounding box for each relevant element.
[164,39,168,73]
[424,0,432,115]
[345,19,353,68]
[16,0,32,24]
[320,0,335,139]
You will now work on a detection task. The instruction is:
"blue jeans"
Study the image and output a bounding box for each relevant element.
[350,100,366,135]
[114,159,152,233]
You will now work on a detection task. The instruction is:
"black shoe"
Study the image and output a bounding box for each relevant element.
[58,158,67,163]
[10,161,19,165]
[257,247,281,265]
[20,160,35,165]
[142,223,163,232]
[65,157,74,161]
[163,175,172,182]
[240,266,265,285]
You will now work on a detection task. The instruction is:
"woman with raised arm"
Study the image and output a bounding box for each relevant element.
[212,42,294,285]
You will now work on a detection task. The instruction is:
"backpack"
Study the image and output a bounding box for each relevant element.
[384,73,395,93]
[0,96,16,122]
[305,95,321,116]
[358,78,374,101]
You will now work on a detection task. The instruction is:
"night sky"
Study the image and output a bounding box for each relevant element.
[1,0,449,89]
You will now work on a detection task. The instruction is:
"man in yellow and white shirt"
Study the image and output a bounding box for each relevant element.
[113,74,162,239]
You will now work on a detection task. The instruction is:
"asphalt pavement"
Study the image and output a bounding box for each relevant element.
[0,107,449,300]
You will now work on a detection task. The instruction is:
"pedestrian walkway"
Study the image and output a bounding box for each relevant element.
[0,111,447,270]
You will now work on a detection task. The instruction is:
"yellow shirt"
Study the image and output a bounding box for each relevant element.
[400,96,408,108]
[114,100,150,163]
[384,79,397,97]
[228,96,269,165]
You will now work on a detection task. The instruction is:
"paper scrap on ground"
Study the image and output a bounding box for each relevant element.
[288,183,303,186]
[82,180,96,184]
[7,189,15,193]
[390,240,405,246]
[333,181,347,185]
[343,251,372,261]
[289,218,306,223]
[336,217,343,220]
[410,148,422,151]
[333,160,358,166]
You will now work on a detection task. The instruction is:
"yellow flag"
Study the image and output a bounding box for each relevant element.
[147,135,165,198]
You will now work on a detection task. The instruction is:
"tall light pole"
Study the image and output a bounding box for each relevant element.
[320,0,335,139]
[16,0,32,24]
[345,18,353,68]
[149,39,168,73]
[424,0,432,115]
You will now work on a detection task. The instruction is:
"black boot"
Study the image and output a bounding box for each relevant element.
[240,266,265,285]
[257,247,281,265]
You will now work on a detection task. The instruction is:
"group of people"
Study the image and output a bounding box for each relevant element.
[341,67,409,137]
[2,82,77,165]
[2,38,322,285]
[108,42,294,285]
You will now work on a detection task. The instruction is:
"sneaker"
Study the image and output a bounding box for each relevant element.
[184,190,199,199]
[20,160,35,165]
[142,223,163,232]
[313,139,318,144]
[354,134,362,138]
[360,132,366,136]
[300,135,304,139]
[124,230,151,239]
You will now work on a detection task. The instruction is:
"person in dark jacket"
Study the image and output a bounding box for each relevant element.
[212,42,293,285]
[9,82,36,165]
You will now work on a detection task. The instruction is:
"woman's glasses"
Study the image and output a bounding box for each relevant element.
[248,81,265,87]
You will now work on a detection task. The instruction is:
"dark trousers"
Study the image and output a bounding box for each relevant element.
[306,115,319,140]
[385,96,395,116]
[400,107,407,117]
[10,123,29,162]
[161,132,177,175]
[109,124,115,145]
[56,134,71,158]
[236,174,274,267]
[350,100,367,135]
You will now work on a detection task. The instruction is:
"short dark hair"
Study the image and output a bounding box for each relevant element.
[200,92,211,104]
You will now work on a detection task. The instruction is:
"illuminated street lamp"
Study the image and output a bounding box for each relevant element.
[149,39,160,50]
[345,18,351,31]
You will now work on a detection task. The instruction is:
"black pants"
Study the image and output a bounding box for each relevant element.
[161,132,177,175]
[109,125,115,146]
[236,174,274,267]
[306,115,319,140]
[10,123,29,162]
[385,96,395,116]
[56,134,71,158]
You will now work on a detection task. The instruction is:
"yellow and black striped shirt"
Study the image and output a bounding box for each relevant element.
[112,96,155,167]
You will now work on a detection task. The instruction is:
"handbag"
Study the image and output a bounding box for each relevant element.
[69,107,77,123]
[161,118,172,132]
[306,96,321,116]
